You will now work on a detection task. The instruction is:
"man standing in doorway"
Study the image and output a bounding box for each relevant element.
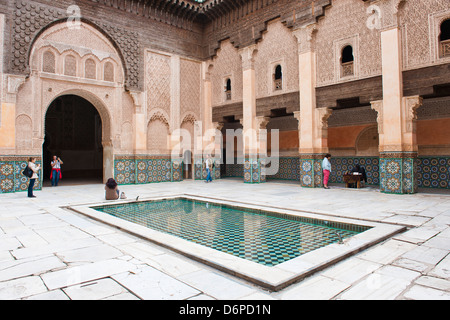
[50,155,63,187]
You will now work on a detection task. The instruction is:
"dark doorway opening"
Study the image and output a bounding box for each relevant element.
[43,95,103,186]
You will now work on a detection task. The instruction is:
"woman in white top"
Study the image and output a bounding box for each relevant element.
[27,157,40,198]
[322,153,332,189]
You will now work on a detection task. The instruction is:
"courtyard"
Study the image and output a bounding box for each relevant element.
[0,179,449,301]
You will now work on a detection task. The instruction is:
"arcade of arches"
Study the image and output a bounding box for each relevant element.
[0,0,450,195]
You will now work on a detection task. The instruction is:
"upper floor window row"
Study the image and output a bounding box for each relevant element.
[42,50,116,82]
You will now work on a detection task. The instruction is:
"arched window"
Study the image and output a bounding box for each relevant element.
[274,64,282,90]
[225,78,231,100]
[85,58,96,79]
[104,62,115,82]
[341,45,354,77]
[439,19,450,58]
[64,55,77,76]
[43,51,55,73]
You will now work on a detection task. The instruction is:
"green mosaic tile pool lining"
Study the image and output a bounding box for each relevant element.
[93,198,370,266]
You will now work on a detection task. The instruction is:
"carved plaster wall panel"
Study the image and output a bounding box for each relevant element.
[399,0,450,70]
[210,40,243,106]
[315,0,382,87]
[146,51,172,121]
[180,58,201,122]
[254,19,299,98]
[11,0,140,90]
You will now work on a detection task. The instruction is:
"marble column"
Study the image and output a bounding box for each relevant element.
[375,25,423,194]
[239,44,266,183]
[293,24,332,188]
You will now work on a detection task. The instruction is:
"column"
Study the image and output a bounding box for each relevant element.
[0,14,13,150]
[169,55,182,180]
[0,103,15,149]
[293,24,332,188]
[194,62,213,180]
[130,91,146,153]
[239,44,265,183]
[376,25,423,194]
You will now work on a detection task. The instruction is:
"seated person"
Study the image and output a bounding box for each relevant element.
[349,164,367,188]
[105,178,120,200]
[351,164,367,182]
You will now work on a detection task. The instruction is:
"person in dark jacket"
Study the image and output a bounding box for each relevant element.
[350,164,367,188]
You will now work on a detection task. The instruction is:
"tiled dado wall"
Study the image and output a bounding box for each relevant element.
[223,157,376,184]
[330,157,380,186]
[223,157,300,181]
[1,155,448,192]
[0,156,42,194]
[194,157,221,181]
[243,157,266,183]
[114,156,183,185]
[212,156,450,190]
[417,157,450,189]
[330,156,450,190]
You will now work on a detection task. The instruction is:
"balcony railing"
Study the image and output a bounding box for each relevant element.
[341,61,354,78]
[274,78,282,91]
[440,39,450,58]
[225,90,231,100]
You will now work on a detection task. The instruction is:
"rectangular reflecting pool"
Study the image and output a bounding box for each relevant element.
[93,198,369,267]
[70,195,406,291]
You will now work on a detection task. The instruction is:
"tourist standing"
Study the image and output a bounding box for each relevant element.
[50,155,63,186]
[27,157,40,198]
[322,153,332,189]
[204,155,213,183]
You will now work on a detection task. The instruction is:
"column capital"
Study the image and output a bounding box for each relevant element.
[370,99,384,132]
[402,95,423,128]
[255,116,270,130]
[129,90,144,113]
[292,23,317,53]
[5,75,26,104]
[202,60,213,81]
[239,44,258,70]
[212,121,224,131]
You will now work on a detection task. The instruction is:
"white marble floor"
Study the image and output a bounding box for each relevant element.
[0,179,449,300]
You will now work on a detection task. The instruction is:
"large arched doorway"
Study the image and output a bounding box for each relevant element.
[43,95,103,186]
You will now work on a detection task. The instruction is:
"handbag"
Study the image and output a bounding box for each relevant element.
[22,166,33,178]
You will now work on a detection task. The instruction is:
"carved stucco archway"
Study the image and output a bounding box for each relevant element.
[42,89,114,183]
[21,20,132,183]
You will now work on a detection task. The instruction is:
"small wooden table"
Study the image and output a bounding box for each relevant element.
[343,173,364,188]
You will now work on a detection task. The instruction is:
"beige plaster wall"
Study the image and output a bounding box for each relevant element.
[210,40,243,107]
[399,0,450,70]
[315,0,382,87]
[255,19,299,98]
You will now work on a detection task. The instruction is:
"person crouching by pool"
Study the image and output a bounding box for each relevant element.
[105,178,120,200]
[322,153,332,189]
